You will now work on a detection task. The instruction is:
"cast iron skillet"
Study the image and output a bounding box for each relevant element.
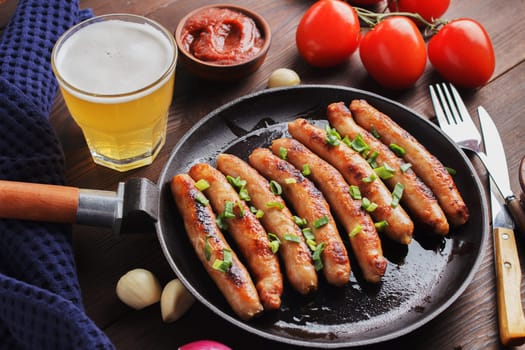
[156,85,489,348]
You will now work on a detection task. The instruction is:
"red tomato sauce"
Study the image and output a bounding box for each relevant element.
[181,7,264,65]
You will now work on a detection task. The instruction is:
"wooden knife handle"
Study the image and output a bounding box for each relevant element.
[0,180,79,224]
[507,196,525,240]
[494,226,525,346]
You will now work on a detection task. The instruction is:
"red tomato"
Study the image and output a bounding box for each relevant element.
[359,16,427,89]
[428,18,495,88]
[388,0,450,22]
[296,0,360,67]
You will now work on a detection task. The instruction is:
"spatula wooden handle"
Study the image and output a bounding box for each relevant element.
[494,226,525,346]
[0,180,79,224]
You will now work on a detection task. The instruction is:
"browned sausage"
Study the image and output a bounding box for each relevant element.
[170,174,263,320]
[249,147,351,287]
[188,163,283,310]
[288,118,414,245]
[349,99,469,226]
[216,153,318,295]
[271,138,387,283]
[327,102,450,235]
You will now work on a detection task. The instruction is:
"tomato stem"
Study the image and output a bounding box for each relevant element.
[353,6,447,36]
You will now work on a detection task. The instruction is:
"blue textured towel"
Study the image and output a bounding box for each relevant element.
[0,1,114,348]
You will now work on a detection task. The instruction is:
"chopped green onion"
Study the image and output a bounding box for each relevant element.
[445,166,457,175]
[362,173,377,183]
[266,201,284,209]
[302,227,315,241]
[349,185,361,200]
[351,134,370,154]
[195,179,210,191]
[306,239,317,251]
[374,220,388,232]
[361,197,378,212]
[223,201,236,219]
[212,249,233,273]
[293,216,308,227]
[238,188,251,201]
[279,147,287,160]
[389,143,406,156]
[237,202,244,217]
[226,175,246,189]
[301,164,311,176]
[269,180,282,195]
[312,242,326,271]
[284,177,297,184]
[283,233,301,243]
[325,125,341,146]
[374,164,395,180]
[342,135,352,148]
[367,150,379,168]
[195,193,209,206]
[370,125,381,139]
[313,215,329,229]
[267,233,281,254]
[250,206,264,219]
[349,224,362,238]
[400,163,412,173]
[216,216,228,230]
[204,235,212,261]
[391,182,404,208]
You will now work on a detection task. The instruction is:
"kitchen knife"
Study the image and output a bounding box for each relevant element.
[489,181,525,346]
[478,106,525,236]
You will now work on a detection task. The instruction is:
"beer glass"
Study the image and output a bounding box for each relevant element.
[51,14,177,172]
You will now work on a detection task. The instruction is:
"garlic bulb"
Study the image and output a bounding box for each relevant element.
[160,279,195,323]
[116,268,162,310]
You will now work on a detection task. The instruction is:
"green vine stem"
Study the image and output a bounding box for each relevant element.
[353,6,448,37]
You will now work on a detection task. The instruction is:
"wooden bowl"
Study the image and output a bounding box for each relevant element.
[174,4,271,81]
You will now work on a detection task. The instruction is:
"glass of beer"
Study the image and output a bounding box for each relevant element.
[51,14,177,172]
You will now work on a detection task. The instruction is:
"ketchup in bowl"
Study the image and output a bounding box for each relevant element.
[180,7,264,65]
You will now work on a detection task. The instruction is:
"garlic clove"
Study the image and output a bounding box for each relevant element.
[116,268,162,310]
[267,68,301,88]
[160,278,195,323]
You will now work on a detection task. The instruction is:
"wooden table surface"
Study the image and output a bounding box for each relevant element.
[41,0,525,348]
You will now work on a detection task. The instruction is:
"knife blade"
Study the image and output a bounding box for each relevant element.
[489,180,525,346]
[478,106,525,236]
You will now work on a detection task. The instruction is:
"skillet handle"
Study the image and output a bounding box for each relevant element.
[0,180,79,223]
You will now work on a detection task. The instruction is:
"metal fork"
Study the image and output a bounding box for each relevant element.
[429,82,491,170]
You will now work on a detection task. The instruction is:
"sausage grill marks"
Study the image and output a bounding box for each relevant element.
[170,99,469,320]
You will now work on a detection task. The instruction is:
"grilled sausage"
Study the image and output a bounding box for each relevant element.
[271,138,387,283]
[349,99,469,226]
[288,118,414,244]
[249,147,351,287]
[170,174,263,320]
[216,153,318,295]
[188,163,283,310]
[327,102,450,235]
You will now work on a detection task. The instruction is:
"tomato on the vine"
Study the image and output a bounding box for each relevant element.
[296,0,360,67]
[388,0,450,23]
[359,16,427,89]
[428,18,495,88]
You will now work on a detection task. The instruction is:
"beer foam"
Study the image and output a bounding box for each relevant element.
[55,20,174,97]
